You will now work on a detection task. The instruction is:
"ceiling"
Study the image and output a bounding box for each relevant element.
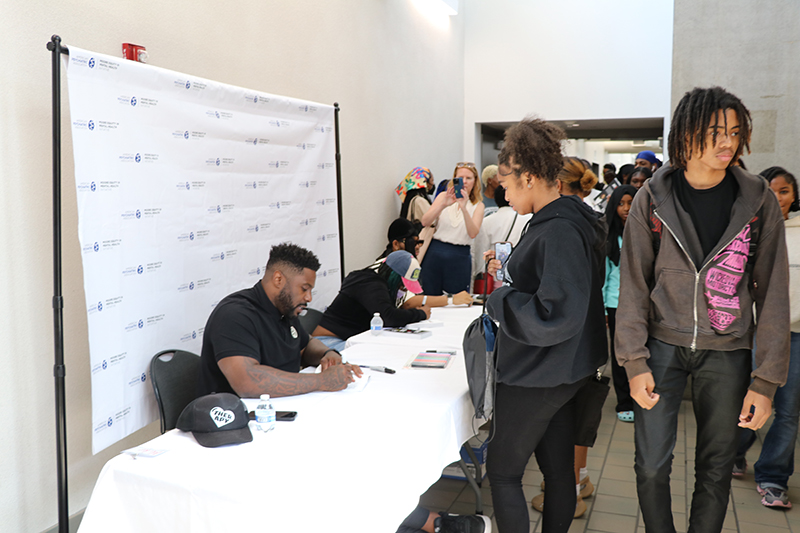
[482,117,664,142]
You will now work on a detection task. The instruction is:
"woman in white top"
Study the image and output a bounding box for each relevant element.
[420,162,484,295]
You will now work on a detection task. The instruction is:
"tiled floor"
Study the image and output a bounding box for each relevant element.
[420,387,800,532]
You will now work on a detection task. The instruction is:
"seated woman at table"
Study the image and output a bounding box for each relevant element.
[378,218,424,260]
[484,118,607,533]
[312,251,431,351]
[420,162,485,295]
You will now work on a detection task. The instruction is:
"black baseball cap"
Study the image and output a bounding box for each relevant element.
[177,392,253,448]
[387,218,418,242]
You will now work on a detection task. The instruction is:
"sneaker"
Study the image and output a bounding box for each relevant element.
[757,484,792,509]
[617,411,634,423]
[732,458,747,478]
[434,512,492,533]
[530,493,587,518]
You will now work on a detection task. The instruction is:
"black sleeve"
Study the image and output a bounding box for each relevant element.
[354,278,427,327]
[487,227,591,346]
[207,303,261,362]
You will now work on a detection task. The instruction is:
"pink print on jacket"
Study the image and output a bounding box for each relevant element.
[704,224,752,332]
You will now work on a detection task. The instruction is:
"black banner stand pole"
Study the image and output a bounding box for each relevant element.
[46,34,69,533]
[333,102,345,281]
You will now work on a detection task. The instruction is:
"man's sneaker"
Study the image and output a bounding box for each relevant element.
[434,512,492,533]
[732,458,747,478]
[757,484,792,509]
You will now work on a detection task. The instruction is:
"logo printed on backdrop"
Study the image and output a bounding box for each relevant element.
[88,120,95,130]
[88,57,95,68]
[91,182,96,191]
[130,96,137,106]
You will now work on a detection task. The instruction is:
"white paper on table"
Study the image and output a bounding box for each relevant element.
[405,319,444,329]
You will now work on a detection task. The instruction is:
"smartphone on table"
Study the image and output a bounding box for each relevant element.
[494,241,512,281]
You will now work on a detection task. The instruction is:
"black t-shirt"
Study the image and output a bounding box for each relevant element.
[197,282,309,397]
[673,169,739,262]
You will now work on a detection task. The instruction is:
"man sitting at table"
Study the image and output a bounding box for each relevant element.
[196,242,361,398]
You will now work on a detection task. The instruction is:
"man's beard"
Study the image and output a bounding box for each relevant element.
[276,286,305,317]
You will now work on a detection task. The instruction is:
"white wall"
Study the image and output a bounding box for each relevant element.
[0,2,465,530]
[462,0,674,166]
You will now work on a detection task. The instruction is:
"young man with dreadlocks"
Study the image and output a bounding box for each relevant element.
[615,87,790,532]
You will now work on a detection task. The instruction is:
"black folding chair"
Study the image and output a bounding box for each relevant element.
[149,349,201,434]
[297,308,324,335]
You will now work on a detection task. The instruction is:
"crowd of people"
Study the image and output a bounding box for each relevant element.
[191,86,798,533]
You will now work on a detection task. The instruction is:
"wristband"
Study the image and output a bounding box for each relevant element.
[448,297,453,306]
[322,348,340,359]
[422,296,427,306]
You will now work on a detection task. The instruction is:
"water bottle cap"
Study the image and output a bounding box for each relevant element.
[373,312,380,317]
[260,394,270,400]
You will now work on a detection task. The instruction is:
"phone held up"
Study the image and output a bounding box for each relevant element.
[453,177,464,198]
[494,241,512,282]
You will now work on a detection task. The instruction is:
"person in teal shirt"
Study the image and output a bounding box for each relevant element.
[603,185,637,422]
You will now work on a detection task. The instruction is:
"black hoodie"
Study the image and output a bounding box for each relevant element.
[487,195,608,388]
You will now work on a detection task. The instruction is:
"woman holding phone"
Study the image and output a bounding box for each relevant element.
[420,162,484,295]
[485,118,607,533]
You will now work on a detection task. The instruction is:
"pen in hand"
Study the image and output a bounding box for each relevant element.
[358,365,396,374]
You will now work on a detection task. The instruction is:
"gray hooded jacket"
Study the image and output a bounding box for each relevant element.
[615,164,790,399]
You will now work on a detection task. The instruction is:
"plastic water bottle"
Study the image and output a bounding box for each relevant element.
[370,312,383,335]
[255,394,276,432]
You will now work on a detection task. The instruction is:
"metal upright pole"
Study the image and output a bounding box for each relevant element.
[333,102,345,281]
[46,34,69,533]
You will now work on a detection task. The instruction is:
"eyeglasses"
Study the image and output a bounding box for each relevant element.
[456,162,476,169]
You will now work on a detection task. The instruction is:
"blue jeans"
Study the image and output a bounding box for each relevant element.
[737,331,800,490]
[315,335,347,352]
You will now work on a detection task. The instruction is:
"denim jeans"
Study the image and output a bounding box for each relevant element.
[634,338,750,533]
[315,335,347,352]
[737,331,800,490]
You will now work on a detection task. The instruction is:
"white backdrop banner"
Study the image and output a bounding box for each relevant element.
[65,48,341,454]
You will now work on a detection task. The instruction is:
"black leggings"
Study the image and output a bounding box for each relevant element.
[607,307,633,412]
[487,380,587,533]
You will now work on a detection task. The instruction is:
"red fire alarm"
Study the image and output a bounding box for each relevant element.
[122,43,148,63]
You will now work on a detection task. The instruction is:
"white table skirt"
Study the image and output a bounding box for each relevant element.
[78,305,483,533]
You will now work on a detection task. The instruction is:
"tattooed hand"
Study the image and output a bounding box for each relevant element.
[318,363,361,391]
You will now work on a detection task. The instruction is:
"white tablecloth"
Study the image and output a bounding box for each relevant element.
[78,305,483,533]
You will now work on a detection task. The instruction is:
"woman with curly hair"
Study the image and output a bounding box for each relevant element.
[485,118,607,533]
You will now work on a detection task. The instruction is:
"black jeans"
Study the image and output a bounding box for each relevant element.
[607,307,633,412]
[487,379,587,533]
[634,338,750,533]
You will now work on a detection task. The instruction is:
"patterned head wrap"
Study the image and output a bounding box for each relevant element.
[395,167,432,202]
